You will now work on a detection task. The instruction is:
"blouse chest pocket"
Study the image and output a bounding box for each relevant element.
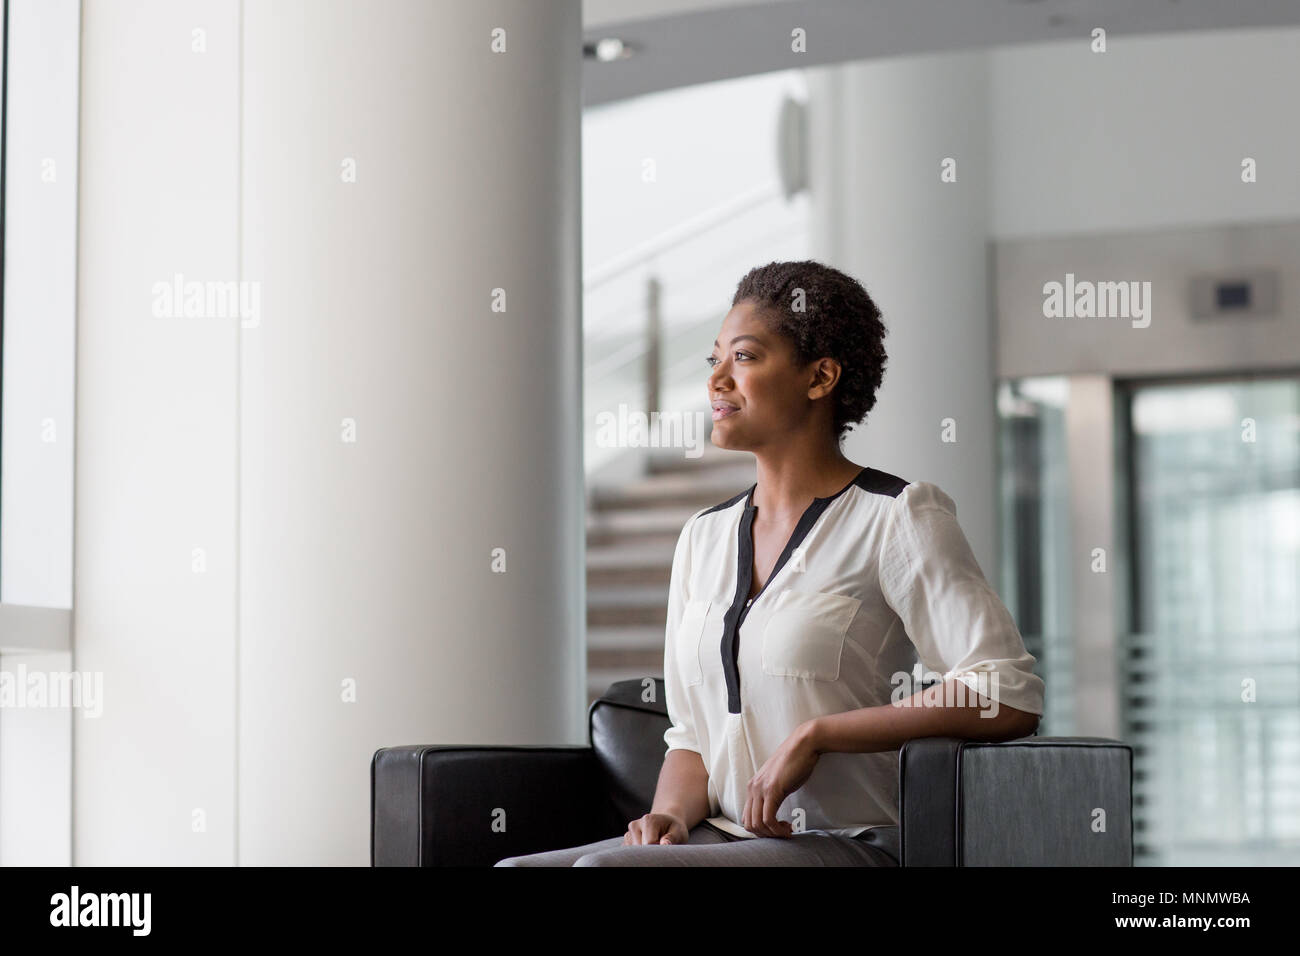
[674,599,711,686]
[760,589,861,681]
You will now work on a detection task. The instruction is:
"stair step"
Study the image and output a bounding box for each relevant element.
[589,464,755,512]
[588,647,663,671]
[588,625,665,651]
[586,504,702,536]
[588,604,668,628]
[586,539,675,587]
[586,528,682,549]
[588,564,672,588]
[647,443,752,475]
[586,584,669,608]
[586,540,678,568]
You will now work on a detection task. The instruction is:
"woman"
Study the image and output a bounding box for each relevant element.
[496,260,1044,867]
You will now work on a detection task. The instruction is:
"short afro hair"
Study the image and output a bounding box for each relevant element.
[730,260,888,443]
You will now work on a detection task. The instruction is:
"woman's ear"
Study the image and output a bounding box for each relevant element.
[808,358,841,399]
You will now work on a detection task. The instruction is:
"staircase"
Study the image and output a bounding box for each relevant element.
[584,443,756,706]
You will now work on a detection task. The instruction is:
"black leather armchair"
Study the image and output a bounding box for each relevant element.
[371,678,1133,866]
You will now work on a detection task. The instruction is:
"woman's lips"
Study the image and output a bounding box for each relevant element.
[712,405,739,421]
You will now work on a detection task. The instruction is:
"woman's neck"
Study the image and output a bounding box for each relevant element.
[750,448,861,520]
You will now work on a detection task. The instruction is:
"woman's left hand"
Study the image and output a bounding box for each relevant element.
[741,721,821,838]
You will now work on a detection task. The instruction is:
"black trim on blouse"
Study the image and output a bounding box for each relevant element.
[717,466,910,714]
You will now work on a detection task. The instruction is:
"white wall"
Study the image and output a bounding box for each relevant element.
[995,221,1300,380]
[989,27,1300,239]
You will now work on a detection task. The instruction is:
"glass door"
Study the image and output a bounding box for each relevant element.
[1122,373,1300,865]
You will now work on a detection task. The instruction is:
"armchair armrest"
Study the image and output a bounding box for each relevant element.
[371,744,625,866]
[898,736,1133,866]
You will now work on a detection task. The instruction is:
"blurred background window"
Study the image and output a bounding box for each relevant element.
[1123,376,1300,865]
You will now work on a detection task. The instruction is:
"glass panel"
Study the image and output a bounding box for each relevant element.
[997,377,1074,737]
[1125,375,1300,865]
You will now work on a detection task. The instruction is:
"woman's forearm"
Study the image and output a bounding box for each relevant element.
[807,678,1040,754]
[650,748,713,827]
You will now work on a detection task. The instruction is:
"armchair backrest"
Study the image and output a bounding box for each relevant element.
[588,678,671,828]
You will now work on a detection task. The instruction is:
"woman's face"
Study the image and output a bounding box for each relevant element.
[708,300,824,451]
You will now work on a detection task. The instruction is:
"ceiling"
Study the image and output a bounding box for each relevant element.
[585,0,777,28]
[582,0,1300,105]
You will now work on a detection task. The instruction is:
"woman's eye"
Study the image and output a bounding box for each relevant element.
[706,351,752,368]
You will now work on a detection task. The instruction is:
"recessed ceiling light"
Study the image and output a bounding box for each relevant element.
[584,37,636,61]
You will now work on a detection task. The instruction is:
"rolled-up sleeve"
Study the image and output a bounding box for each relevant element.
[663,509,705,754]
[878,481,1045,717]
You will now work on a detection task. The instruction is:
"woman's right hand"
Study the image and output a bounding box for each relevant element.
[624,811,689,845]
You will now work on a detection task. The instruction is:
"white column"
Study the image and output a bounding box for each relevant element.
[1065,376,1121,739]
[74,0,583,865]
[237,0,584,865]
[808,53,999,576]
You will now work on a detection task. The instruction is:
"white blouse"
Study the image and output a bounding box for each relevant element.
[661,466,1045,840]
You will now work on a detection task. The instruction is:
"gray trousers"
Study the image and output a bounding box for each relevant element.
[494,820,899,867]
